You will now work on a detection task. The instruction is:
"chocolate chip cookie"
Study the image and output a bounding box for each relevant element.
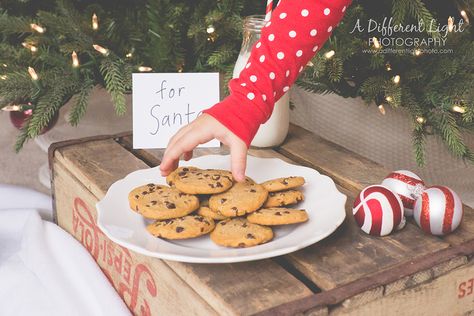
[210,218,273,248]
[247,208,309,225]
[166,166,198,187]
[173,168,233,194]
[128,184,199,220]
[263,189,304,208]
[196,206,228,221]
[260,176,305,192]
[209,181,268,217]
[147,215,215,239]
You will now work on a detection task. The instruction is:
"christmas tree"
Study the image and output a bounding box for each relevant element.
[0,0,472,166]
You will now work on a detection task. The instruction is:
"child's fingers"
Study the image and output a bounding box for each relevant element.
[161,130,211,175]
[183,151,193,161]
[229,140,247,182]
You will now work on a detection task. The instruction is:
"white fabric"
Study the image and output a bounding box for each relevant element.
[0,184,130,316]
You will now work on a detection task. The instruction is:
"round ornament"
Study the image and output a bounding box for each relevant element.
[413,186,463,236]
[10,109,59,134]
[381,170,425,217]
[352,185,405,236]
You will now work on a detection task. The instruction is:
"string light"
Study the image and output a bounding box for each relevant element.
[448,16,454,32]
[22,42,38,52]
[30,23,45,33]
[125,52,133,58]
[92,13,99,30]
[393,75,400,84]
[385,96,393,102]
[414,49,422,56]
[28,67,38,80]
[306,61,314,67]
[138,66,153,72]
[71,51,79,67]
[92,44,109,56]
[372,37,381,49]
[416,116,426,124]
[324,50,335,59]
[460,10,470,24]
[206,25,215,34]
[385,63,392,71]
[0,75,7,80]
[2,64,7,68]
[452,105,466,113]
[1,104,21,112]
[378,104,386,115]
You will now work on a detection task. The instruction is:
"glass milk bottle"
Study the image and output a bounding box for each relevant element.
[232,15,290,148]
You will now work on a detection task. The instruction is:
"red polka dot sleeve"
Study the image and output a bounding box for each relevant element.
[203,0,352,147]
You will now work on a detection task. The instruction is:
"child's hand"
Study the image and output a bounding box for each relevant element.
[159,114,248,182]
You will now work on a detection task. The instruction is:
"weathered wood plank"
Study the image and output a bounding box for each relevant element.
[277,124,389,193]
[284,187,450,290]
[255,239,474,316]
[279,125,474,245]
[329,261,474,316]
[53,137,313,315]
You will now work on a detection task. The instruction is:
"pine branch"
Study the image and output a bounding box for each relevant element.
[0,10,31,34]
[27,78,76,138]
[100,57,127,115]
[68,79,94,126]
[412,124,426,166]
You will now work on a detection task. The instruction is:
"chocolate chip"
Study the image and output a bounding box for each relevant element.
[250,189,256,193]
[220,221,227,225]
[178,193,185,197]
[246,233,255,239]
[275,211,282,216]
[284,211,290,214]
[282,179,289,185]
[208,183,215,188]
[142,191,148,195]
[238,243,246,248]
[231,207,238,210]
[200,227,204,232]
[194,216,204,222]
[146,204,150,207]
[183,168,189,172]
[147,183,155,187]
[204,174,210,178]
[135,195,139,199]
[216,182,223,188]
[178,171,187,176]
[196,172,202,175]
[135,206,139,211]
[168,181,174,186]
[220,198,227,203]
[165,202,176,209]
[151,200,157,205]
[242,223,248,228]
[176,227,184,233]
[211,175,221,181]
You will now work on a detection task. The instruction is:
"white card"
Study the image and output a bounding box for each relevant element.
[132,73,221,149]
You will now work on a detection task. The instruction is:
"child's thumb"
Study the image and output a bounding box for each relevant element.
[230,141,247,182]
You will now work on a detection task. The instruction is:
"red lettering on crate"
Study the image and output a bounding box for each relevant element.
[72,197,158,315]
[458,278,474,299]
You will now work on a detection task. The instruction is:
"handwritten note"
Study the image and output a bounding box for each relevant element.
[132,73,220,149]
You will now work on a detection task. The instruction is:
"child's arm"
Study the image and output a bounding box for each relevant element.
[160,0,352,181]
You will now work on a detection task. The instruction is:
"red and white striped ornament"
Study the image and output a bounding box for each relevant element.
[381,170,425,217]
[265,0,273,21]
[353,185,405,236]
[413,186,463,236]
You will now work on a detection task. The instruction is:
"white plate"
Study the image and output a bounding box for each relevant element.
[96,155,346,263]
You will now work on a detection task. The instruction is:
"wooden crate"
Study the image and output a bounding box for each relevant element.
[49,125,474,316]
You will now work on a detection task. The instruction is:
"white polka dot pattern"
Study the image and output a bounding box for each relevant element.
[203,0,352,147]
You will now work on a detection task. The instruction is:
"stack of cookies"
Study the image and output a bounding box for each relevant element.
[128,167,308,248]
